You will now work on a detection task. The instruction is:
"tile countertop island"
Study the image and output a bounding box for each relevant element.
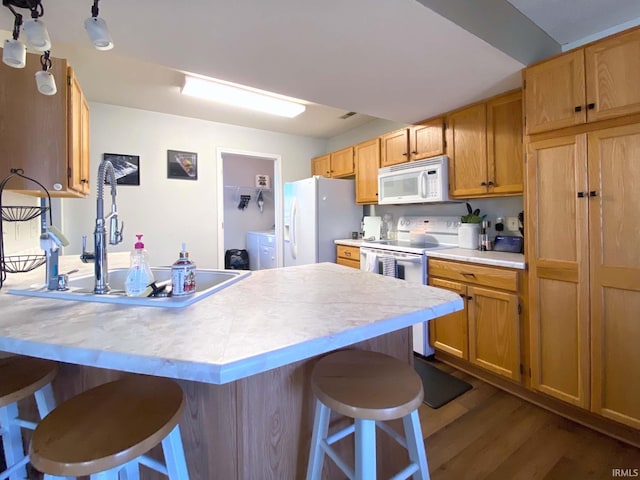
[0,253,462,479]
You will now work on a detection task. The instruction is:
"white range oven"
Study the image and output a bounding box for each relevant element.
[360,216,459,357]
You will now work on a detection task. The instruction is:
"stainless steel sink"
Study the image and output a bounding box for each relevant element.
[8,267,250,308]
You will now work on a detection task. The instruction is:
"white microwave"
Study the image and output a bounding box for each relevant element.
[377,155,450,205]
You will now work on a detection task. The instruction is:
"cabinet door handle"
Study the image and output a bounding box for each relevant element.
[411,150,418,155]
[589,190,598,197]
[402,152,408,156]
[577,192,585,198]
[466,296,473,300]
[461,272,476,277]
[480,181,487,186]
[459,293,466,298]
[344,251,351,257]
[587,103,596,110]
[487,180,495,186]
[80,178,88,184]
[574,105,583,112]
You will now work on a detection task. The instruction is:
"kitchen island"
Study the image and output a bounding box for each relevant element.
[0,255,462,478]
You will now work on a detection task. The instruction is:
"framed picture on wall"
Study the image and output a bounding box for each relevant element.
[103,153,140,186]
[167,150,198,180]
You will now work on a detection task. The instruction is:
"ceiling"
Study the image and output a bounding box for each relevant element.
[1,0,639,139]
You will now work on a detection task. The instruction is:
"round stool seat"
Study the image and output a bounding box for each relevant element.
[0,356,58,407]
[29,375,185,477]
[311,349,423,421]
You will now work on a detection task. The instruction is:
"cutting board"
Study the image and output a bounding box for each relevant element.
[363,216,382,240]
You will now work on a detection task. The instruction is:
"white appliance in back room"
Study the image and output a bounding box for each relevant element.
[284,176,361,267]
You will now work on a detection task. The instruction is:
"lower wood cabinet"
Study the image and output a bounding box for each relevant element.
[336,245,360,269]
[428,258,522,382]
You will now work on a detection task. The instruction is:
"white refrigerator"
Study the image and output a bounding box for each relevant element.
[284,177,362,267]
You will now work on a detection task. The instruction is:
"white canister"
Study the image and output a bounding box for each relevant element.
[458,223,480,250]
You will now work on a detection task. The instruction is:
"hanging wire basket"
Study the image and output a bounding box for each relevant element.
[0,169,53,288]
[1,205,49,222]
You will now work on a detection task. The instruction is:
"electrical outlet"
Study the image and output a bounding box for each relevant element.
[506,216,519,232]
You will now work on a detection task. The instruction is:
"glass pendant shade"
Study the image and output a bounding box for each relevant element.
[23,18,51,51]
[84,16,113,50]
[35,70,57,95]
[2,39,26,68]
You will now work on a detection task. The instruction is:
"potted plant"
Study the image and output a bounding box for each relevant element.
[459,203,482,249]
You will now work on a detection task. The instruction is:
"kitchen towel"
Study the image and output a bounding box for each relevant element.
[380,257,398,278]
[364,251,378,273]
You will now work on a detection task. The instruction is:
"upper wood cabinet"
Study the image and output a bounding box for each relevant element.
[447,103,487,197]
[379,121,445,168]
[0,54,90,197]
[525,27,640,134]
[311,154,330,177]
[68,69,91,196]
[330,146,355,177]
[380,128,410,167]
[311,147,354,178]
[447,91,523,198]
[408,118,445,161]
[354,137,380,204]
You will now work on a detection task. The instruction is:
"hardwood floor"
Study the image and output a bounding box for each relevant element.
[420,361,640,479]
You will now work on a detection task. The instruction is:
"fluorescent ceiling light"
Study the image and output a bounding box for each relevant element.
[181,76,306,118]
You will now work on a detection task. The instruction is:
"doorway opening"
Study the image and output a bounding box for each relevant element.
[216,148,282,270]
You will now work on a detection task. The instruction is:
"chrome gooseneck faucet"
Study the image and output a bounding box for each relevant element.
[80,159,124,294]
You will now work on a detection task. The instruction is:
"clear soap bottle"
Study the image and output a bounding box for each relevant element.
[171,243,196,296]
[124,234,154,297]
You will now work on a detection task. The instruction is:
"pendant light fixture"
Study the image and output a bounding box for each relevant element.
[35,50,56,95]
[2,6,26,68]
[2,0,114,95]
[84,0,113,51]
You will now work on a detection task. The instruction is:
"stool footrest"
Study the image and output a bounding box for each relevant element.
[138,454,168,476]
[326,423,355,445]
[0,454,29,480]
[320,440,355,479]
[375,420,408,449]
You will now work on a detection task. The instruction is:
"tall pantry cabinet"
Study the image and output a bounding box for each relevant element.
[526,124,640,428]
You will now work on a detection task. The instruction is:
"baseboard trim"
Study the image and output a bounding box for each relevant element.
[436,351,640,448]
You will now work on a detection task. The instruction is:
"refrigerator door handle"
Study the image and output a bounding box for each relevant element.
[290,198,298,259]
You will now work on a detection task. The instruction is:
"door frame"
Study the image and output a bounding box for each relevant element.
[216,147,283,269]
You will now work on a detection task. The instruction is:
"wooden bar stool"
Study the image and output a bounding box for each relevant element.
[1,355,58,480]
[306,350,430,480]
[29,376,189,480]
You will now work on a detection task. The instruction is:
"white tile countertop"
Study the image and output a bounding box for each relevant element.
[0,253,462,385]
[425,248,526,269]
[334,238,365,247]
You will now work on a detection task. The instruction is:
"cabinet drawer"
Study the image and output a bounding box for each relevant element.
[428,259,518,292]
[337,257,360,269]
[337,245,359,261]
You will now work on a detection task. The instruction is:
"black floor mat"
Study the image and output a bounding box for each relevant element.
[414,356,472,409]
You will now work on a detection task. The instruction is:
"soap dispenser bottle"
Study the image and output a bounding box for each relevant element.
[125,234,154,297]
[171,243,196,296]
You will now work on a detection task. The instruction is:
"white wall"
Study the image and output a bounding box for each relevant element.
[61,103,326,268]
[326,118,407,151]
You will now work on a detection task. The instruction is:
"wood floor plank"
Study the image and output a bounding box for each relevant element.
[424,391,523,470]
[483,419,574,480]
[418,400,469,438]
[430,403,550,479]
[421,362,640,479]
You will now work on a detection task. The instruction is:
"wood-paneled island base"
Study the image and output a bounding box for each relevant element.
[0,255,462,479]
